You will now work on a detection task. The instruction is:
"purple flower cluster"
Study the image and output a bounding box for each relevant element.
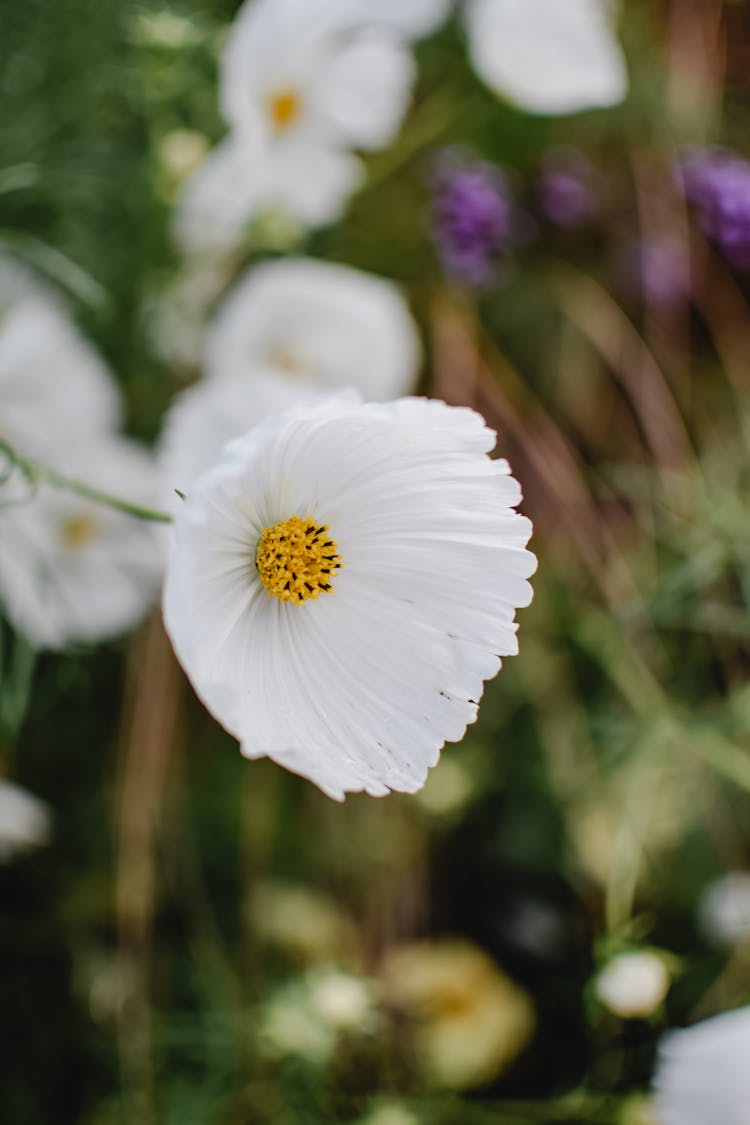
[430,156,514,287]
[537,150,598,229]
[681,148,750,270]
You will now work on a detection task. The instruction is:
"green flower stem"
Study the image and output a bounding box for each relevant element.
[0,436,173,524]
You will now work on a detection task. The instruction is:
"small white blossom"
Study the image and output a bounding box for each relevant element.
[595,952,670,1019]
[653,1007,750,1125]
[699,872,750,947]
[0,436,162,649]
[205,258,421,398]
[173,135,266,258]
[260,967,378,1063]
[464,0,628,115]
[307,969,376,1031]
[145,262,229,370]
[163,395,535,798]
[176,0,414,249]
[0,780,50,860]
[0,294,121,460]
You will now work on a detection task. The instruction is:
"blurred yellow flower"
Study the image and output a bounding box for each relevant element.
[381,939,535,1089]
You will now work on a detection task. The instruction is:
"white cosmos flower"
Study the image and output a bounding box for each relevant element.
[163,395,535,799]
[0,435,162,650]
[653,1007,750,1125]
[176,0,414,250]
[464,0,628,115]
[0,295,121,459]
[206,258,421,398]
[0,780,51,860]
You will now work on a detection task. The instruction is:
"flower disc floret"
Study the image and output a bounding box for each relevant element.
[256,515,342,603]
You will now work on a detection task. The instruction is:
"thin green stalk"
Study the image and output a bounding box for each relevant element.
[0,436,173,524]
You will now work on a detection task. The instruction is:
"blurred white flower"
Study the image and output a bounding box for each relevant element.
[173,136,263,258]
[176,0,414,249]
[145,262,229,370]
[0,296,121,460]
[653,1007,750,1125]
[163,395,535,799]
[261,967,379,1062]
[0,254,54,314]
[205,258,421,398]
[595,951,670,1019]
[464,0,628,115]
[261,988,334,1063]
[307,969,376,1031]
[382,938,535,1089]
[699,872,750,947]
[0,780,50,860]
[0,436,162,649]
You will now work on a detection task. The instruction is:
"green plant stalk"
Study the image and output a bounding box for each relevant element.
[0,436,173,524]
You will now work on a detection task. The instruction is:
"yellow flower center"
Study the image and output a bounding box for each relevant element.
[256,515,342,604]
[61,514,97,549]
[268,89,301,132]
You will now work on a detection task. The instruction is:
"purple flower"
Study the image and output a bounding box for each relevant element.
[537,149,598,228]
[430,154,514,287]
[680,147,750,271]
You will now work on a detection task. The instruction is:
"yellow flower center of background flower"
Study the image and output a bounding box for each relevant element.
[61,515,97,549]
[268,89,301,131]
[256,514,342,604]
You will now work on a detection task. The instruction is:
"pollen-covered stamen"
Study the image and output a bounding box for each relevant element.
[60,514,97,549]
[268,88,301,132]
[256,514,342,604]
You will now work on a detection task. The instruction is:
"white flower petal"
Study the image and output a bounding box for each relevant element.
[206,258,421,400]
[311,35,414,151]
[465,0,628,115]
[0,298,121,458]
[344,0,453,39]
[163,396,535,798]
[172,133,262,258]
[653,1007,750,1125]
[264,132,363,227]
